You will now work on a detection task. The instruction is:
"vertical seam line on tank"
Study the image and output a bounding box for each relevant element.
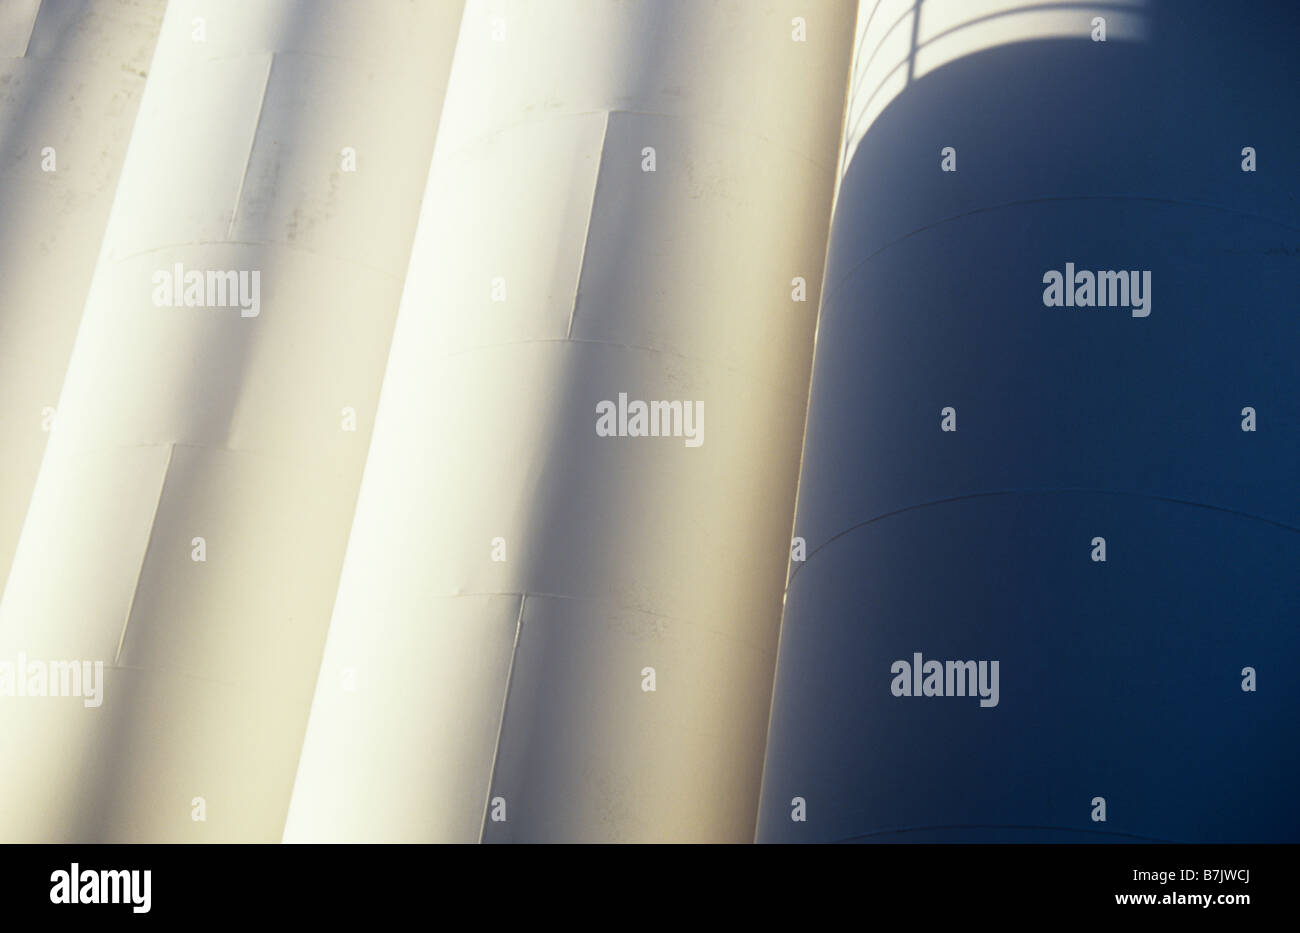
[228,53,275,239]
[479,592,526,843]
[19,2,38,58]
[114,442,175,664]
[567,110,612,339]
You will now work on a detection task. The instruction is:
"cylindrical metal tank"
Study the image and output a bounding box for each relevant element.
[757,0,1299,842]
[284,0,857,842]
[0,0,464,842]
[0,0,164,596]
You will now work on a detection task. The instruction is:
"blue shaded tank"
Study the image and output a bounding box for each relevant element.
[757,0,1299,843]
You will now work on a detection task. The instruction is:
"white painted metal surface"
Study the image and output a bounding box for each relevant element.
[284,0,857,843]
[0,0,463,842]
[0,0,164,598]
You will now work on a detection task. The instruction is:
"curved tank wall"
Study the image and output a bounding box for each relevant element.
[0,0,163,598]
[284,0,857,843]
[0,0,463,842]
[757,0,1300,842]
